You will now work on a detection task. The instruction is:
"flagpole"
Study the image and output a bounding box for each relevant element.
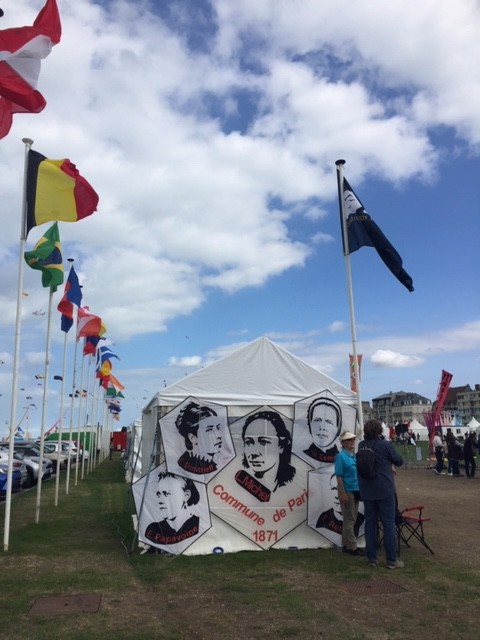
[81,355,92,479]
[35,287,55,524]
[54,329,68,507]
[335,159,364,431]
[74,354,86,486]
[65,333,79,495]
[3,138,33,552]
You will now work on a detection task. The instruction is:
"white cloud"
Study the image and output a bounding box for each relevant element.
[370,350,425,368]
[1,1,480,429]
[168,355,203,368]
[328,321,346,333]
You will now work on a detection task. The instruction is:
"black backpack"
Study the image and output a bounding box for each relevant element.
[356,445,377,480]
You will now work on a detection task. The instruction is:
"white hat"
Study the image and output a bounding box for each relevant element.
[340,431,356,441]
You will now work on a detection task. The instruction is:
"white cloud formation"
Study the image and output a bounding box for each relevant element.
[1,1,480,429]
[370,350,425,368]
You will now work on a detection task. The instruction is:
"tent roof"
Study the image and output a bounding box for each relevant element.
[147,337,355,408]
[409,418,428,430]
[467,417,480,428]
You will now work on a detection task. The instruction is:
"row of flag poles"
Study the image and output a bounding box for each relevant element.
[0,1,416,554]
[2,135,127,552]
[0,0,128,553]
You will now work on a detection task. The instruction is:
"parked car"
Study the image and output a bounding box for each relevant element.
[41,440,77,465]
[42,442,70,471]
[0,464,22,496]
[0,450,28,488]
[0,443,53,487]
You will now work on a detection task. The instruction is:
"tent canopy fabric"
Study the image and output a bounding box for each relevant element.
[145,336,356,410]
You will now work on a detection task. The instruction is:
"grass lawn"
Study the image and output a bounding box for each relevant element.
[0,453,478,640]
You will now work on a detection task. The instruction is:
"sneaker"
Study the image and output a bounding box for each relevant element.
[433,469,440,475]
[448,472,453,476]
[367,559,378,567]
[387,560,405,569]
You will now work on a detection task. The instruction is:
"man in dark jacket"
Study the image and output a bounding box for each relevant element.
[358,419,403,569]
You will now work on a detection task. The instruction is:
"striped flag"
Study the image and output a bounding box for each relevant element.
[25,149,99,236]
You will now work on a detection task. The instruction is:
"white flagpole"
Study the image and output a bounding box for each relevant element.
[74,353,86,486]
[35,288,55,524]
[65,333,79,495]
[54,329,68,507]
[81,354,92,479]
[336,159,364,431]
[3,138,33,552]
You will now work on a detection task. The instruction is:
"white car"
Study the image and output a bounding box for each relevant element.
[0,443,52,487]
[0,449,28,488]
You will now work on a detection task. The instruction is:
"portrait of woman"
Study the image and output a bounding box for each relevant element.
[234,410,296,501]
[176,401,223,474]
[145,471,201,546]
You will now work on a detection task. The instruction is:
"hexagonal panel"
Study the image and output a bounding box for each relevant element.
[292,390,357,468]
[307,467,364,547]
[132,463,211,555]
[159,396,236,483]
[208,406,311,549]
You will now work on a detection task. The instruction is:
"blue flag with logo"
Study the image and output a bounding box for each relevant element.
[342,178,414,292]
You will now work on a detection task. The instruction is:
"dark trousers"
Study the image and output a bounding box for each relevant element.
[434,449,444,473]
[465,456,476,477]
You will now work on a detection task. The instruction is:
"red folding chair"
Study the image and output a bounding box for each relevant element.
[396,504,434,555]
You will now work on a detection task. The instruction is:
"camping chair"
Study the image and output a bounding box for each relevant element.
[396,504,434,555]
[377,500,434,556]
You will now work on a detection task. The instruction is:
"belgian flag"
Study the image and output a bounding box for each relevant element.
[25,149,99,237]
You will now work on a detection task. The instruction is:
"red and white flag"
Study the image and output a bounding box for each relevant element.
[0,0,61,138]
[77,307,102,339]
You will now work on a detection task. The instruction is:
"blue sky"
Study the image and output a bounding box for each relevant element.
[1,0,479,437]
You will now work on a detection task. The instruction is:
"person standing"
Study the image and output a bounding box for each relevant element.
[432,430,445,475]
[335,431,363,556]
[358,419,404,569]
[463,433,476,479]
[445,429,463,476]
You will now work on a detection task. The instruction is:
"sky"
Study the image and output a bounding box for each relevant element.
[1,0,479,438]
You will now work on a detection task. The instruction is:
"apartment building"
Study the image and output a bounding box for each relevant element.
[371,391,432,426]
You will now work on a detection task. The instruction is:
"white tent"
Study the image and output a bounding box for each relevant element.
[138,337,359,555]
[409,418,429,442]
[467,417,480,430]
[141,336,357,476]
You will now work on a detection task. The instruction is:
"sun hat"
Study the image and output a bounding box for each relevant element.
[340,431,356,442]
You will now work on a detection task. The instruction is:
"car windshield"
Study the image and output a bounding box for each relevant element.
[44,444,56,453]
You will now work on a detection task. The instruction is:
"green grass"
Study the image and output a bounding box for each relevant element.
[0,456,478,640]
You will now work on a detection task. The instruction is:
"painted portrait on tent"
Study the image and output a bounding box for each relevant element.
[236,409,296,500]
[160,397,235,483]
[209,406,311,550]
[132,463,211,555]
[292,390,357,468]
[307,468,364,548]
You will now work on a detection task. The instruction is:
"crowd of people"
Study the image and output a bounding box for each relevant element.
[433,428,478,477]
